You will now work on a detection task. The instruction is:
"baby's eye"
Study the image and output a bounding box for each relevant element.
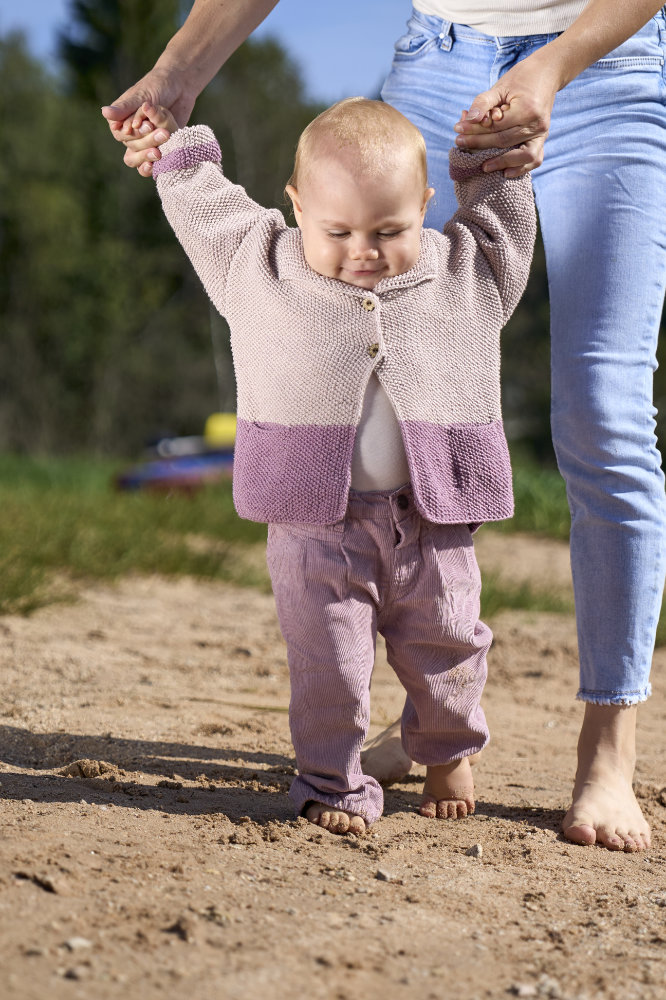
[378,231,402,239]
[327,231,349,239]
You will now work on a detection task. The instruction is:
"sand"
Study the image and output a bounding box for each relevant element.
[1,532,665,1000]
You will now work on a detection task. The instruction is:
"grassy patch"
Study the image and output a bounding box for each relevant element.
[0,453,266,615]
[3,453,664,646]
[492,459,571,540]
[480,572,573,619]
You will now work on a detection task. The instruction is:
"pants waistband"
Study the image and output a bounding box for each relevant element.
[346,483,414,520]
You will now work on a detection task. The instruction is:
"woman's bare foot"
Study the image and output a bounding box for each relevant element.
[304,802,367,835]
[361,719,412,785]
[419,758,475,819]
[562,704,650,852]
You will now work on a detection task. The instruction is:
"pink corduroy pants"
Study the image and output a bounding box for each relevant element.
[266,485,492,825]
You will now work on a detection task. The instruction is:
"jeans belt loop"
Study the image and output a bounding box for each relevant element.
[438,20,453,51]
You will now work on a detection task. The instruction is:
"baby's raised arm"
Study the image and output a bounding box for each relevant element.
[152,124,285,318]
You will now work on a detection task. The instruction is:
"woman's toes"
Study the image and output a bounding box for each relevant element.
[596,825,624,851]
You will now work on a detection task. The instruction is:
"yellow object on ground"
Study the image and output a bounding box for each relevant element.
[204,412,237,449]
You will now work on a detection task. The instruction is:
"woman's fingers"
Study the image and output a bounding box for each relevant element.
[456,99,549,147]
[482,136,546,176]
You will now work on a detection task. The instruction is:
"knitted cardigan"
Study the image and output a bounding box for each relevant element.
[154,126,536,525]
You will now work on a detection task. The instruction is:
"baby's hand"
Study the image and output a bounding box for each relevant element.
[459,104,510,129]
[113,103,176,171]
[119,101,178,139]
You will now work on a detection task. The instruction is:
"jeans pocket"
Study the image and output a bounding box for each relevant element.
[593,55,664,70]
[590,17,665,72]
[392,16,441,60]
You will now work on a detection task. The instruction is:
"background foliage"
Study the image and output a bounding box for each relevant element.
[1,0,665,462]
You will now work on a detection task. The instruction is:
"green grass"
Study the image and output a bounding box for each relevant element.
[480,572,573,619]
[2,452,664,646]
[0,453,266,615]
[491,459,571,540]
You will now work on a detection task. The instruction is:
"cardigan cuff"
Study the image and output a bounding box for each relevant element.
[153,124,221,178]
[449,145,505,181]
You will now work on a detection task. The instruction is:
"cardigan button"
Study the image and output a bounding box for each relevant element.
[367,343,379,358]
[362,298,376,311]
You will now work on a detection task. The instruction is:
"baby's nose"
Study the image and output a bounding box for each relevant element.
[351,244,379,260]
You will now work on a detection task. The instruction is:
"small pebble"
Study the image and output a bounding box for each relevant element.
[64,965,89,980]
[375,868,396,882]
[510,986,537,998]
[65,937,93,952]
[466,844,483,858]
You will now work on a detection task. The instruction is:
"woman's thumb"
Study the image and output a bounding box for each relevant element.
[101,92,145,121]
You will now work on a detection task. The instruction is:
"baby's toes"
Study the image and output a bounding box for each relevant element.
[419,796,438,819]
[436,798,452,819]
[330,810,350,834]
[305,803,327,828]
[348,815,367,836]
[436,798,466,819]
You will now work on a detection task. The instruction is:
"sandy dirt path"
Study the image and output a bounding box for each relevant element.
[1,533,665,1000]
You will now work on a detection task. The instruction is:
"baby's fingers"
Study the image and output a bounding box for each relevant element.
[122,129,171,152]
[136,102,176,131]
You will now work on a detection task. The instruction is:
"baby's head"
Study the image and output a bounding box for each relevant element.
[285,98,434,289]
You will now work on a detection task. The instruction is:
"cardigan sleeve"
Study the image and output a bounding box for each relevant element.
[154,125,286,317]
[444,146,537,325]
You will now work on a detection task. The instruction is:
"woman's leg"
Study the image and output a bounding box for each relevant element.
[531,17,666,849]
[381,12,496,230]
[383,10,666,848]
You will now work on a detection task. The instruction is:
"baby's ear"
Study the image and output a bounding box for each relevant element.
[422,186,435,214]
[285,184,303,225]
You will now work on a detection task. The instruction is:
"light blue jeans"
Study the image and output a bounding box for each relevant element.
[382,7,666,704]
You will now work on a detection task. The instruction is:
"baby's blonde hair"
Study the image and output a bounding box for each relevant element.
[287,97,428,192]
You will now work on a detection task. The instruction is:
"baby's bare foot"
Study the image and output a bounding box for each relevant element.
[361,719,412,785]
[304,802,367,836]
[419,758,475,819]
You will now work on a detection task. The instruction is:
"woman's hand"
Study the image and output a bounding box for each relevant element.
[102,67,196,176]
[454,49,562,176]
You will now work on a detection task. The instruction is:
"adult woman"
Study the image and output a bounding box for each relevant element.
[103,0,666,852]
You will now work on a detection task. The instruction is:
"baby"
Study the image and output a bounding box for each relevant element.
[122,97,535,835]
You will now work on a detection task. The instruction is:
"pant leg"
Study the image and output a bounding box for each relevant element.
[377,503,491,764]
[266,522,384,825]
[531,16,666,702]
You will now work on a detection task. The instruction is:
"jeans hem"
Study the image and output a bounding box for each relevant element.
[576,684,651,706]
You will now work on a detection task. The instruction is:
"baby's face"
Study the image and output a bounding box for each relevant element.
[286,152,434,290]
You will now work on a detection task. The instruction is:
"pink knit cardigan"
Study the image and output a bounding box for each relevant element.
[154,126,536,524]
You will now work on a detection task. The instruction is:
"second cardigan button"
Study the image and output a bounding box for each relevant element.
[362,298,376,311]
[367,343,379,358]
